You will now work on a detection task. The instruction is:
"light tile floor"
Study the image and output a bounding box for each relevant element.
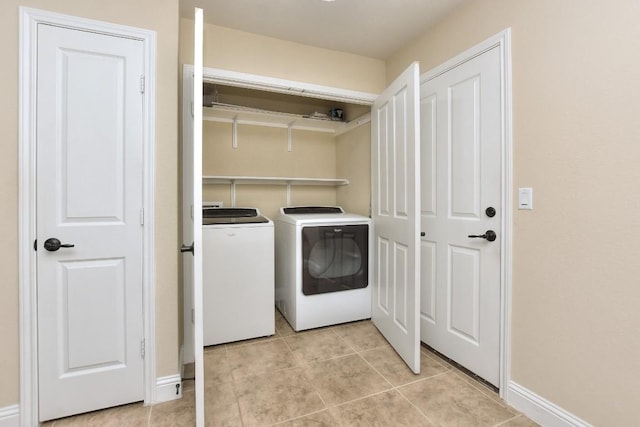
[44,310,538,426]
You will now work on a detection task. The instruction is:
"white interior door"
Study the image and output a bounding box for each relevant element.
[371,63,421,373]
[184,7,205,427]
[420,46,502,386]
[36,24,145,421]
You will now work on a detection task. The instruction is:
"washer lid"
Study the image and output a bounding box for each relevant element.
[281,206,344,215]
[202,207,269,224]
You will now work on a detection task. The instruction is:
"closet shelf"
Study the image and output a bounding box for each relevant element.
[203,175,349,186]
[203,103,370,137]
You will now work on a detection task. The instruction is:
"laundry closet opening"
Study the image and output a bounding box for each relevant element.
[200,82,373,220]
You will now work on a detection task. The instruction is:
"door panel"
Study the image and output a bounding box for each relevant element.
[37,24,144,421]
[372,62,421,374]
[450,76,481,218]
[420,241,436,323]
[420,95,437,216]
[64,258,126,370]
[420,46,502,386]
[448,245,480,343]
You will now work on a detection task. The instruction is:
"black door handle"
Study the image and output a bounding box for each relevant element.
[420,232,425,237]
[180,242,194,255]
[468,230,497,242]
[44,238,75,252]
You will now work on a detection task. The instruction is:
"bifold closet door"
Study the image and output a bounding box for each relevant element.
[371,62,421,374]
[180,6,204,427]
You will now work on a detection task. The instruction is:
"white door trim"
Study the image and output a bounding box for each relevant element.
[420,29,513,396]
[18,7,157,425]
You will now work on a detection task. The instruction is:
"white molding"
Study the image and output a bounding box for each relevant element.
[203,66,379,105]
[155,375,183,403]
[419,29,513,395]
[499,28,514,400]
[0,405,19,427]
[18,7,157,425]
[181,65,195,367]
[507,381,592,427]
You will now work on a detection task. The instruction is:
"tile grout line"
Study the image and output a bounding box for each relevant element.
[356,347,450,425]
[146,402,153,427]
[223,343,247,427]
[448,368,513,411]
[492,414,526,427]
[395,385,439,426]
[355,349,395,389]
[227,332,330,425]
[276,334,332,423]
[279,332,307,369]
[266,407,330,426]
[420,347,507,406]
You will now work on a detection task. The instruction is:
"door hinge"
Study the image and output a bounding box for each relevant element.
[34,239,37,251]
[140,338,146,358]
[190,101,194,118]
[140,75,145,94]
[140,208,144,226]
[191,308,195,324]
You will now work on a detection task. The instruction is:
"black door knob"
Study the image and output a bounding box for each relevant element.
[180,242,194,255]
[44,238,75,252]
[468,230,497,242]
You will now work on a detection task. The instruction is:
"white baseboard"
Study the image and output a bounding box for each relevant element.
[0,404,19,427]
[155,374,183,403]
[506,381,592,427]
[0,378,182,426]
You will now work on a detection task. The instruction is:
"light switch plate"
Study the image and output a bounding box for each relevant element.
[518,188,533,210]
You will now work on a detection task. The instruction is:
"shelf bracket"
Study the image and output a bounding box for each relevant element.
[232,115,239,149]
[287,122,295,152]
[230,180,237,207]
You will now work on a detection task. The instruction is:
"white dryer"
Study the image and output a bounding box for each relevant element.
[275,206,371,331]
[202,207,274,345]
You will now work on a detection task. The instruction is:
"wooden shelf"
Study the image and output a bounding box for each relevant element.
[203,103,370,137]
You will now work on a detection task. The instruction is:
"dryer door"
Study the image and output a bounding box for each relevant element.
[301,224,368,295]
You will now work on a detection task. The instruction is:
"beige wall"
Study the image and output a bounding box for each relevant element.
[180,18,386,94]
[387,1,640,425]
[202,122,338,219]
[0,0,180,408]
[336,125,371,217]
[182,18,384,220]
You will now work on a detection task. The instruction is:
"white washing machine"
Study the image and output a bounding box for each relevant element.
[203,207,274,345]
[275,206,372,331]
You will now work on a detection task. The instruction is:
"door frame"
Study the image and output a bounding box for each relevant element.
[420,29,513,396]
[180,64,378,365]
[18,7,157,424]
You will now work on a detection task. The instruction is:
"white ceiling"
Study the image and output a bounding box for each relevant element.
[180,0,468,59]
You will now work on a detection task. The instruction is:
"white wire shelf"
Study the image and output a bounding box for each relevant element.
[202,103,371,139]
[202,176,349,186]
[203,175,349,206]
